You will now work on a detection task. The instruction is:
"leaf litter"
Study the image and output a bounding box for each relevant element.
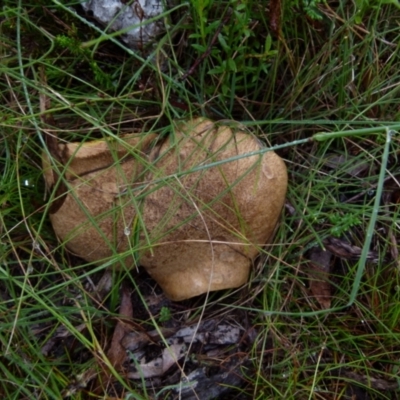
[43,275,255,399]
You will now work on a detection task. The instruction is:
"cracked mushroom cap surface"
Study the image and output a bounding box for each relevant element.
[43,118,287,301]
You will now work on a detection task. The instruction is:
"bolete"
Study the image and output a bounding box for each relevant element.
[43,118,287,301]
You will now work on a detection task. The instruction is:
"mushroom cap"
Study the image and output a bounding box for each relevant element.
[43,118,287,300]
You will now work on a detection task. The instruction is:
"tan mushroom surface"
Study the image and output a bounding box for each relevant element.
[43,118,287,301]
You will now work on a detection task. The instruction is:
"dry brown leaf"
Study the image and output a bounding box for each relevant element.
[107,285,133,369]
[61,368,98,398]
[122,319,241,379]
[270,0,282,37]
[40,323,86,356]
[323,236,379,263]
[307,246,332,309]
[343,371,399,391]
[323,154,372,177]
[93,284,133,395]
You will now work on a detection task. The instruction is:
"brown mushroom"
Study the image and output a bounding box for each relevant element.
[43,118,287,301]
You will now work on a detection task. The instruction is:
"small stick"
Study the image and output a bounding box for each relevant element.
[39,67,68,214]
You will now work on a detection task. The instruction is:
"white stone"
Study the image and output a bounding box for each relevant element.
[81,0,167,50]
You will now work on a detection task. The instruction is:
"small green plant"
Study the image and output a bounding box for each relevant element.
[187,0,278,112]
[159,306,172,323]
[291,0,400,22]
[328,212,362,237]
[355,0,400,22]
[55,34,113,90]
[291,0,326,20]
[356,0,400,10]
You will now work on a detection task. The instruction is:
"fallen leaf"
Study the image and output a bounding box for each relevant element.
[128,343,185,379]
[270,0,282,37]
[94,284,133,394]
[40,323,86,356]
[307,246,332,309]
[323,236,379,263]
[171,357,246,400]
[323,154,372,177]
[107,284,133,369]
[123,319,242,379]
